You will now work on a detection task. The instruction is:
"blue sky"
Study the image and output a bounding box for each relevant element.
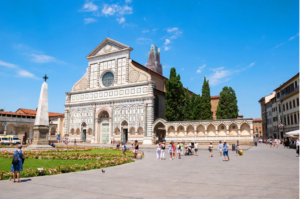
[0,0,298,118]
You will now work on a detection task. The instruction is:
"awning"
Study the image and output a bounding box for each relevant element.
[286,130,299,136]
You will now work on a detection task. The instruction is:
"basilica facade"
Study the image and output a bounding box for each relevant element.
[64,38,253,144]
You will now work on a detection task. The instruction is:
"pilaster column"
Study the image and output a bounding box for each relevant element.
[146,103,154,137]
[184,131,187,136]
[29,126,33,139]
[3,124,7,135]
[93,106,96,137]
[175,131,177,136]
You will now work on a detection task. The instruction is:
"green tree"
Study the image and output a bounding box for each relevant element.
[191,94,202,120]
[184,89,192,120]
[200,77,213,120]
[0,109,4,112]
[165,68,185,121]
[216,86,239,119]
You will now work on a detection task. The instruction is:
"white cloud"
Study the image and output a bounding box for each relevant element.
[142,30,149,33]
[249,62,255,67]
[164,46,170,51]
[0,60,17,68]
[125,0,132,3]
[136,38,152,44]
[80,2,98,12]
[208,67,231,86]
[167,27,178,32]
[30,54,56,63]
[102,4,132,16]
[289,33,299,41]
[196,64,206,73]
[181,68,184,70]
[143,17,147,21]
[164,39,170,45]
[117,17,126,24]
[274,33,299,48]
[84,18,97,24]
[17,70,37,78]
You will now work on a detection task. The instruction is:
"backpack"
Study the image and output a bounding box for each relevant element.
[123,145,127,151]
[12,151,19,165]
[178,145,181,150]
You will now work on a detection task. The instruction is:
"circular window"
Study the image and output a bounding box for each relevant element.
[102,72,114,87]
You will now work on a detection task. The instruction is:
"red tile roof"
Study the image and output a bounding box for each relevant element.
[0,109,64,117]
[253,118,262,122]
[211,95,220,99]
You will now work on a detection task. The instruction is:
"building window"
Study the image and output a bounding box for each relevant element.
[297,98,299,106]
[278,105,281,113]
[289,101,292,109]
[293,100,296,108]
[283,104,285,111]
[286,103,289,110]
[284,116,286,125]
[295,81,298,88]
[287,116,290,125]
[291,115,293,125]
[102,72,114,87]
[294,114,297,124]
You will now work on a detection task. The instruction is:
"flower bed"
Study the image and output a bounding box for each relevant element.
[0,144,28,148]
[0,157,133,180]
[0,148,132,160]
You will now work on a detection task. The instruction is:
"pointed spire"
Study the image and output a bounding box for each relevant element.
[146,44,163,75]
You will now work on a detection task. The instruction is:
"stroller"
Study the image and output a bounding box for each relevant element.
[185,146,194,155]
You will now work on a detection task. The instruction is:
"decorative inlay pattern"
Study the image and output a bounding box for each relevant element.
[79,79,88,90]
[129,70,139,82]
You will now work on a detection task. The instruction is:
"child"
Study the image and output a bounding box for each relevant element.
[172,142,176,159]
[208,142,213,157]
[161,142,166,160]
[177,142,181,159]
[194,142,199,156]
[168,142,173,160]
[219,141,223,156]
[156,142,161,160]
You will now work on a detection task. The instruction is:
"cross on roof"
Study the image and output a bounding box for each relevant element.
[43,74,48,82]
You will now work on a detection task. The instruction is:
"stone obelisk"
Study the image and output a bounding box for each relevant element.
[28,75,52,149]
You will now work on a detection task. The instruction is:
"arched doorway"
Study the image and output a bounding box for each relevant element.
[81,122,87,142]
[153,122,166,143]
[98,111,110,143]
[121,121,128,143]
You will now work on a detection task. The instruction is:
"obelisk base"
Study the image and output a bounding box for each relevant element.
[27,126,53,150]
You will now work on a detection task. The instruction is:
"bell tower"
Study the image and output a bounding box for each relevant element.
[146,45,163,75]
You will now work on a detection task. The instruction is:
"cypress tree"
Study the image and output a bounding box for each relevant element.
[191,94,201,120]
[184,89,191,120]
[216,86,239,119]
[165,68,185,121]
[200,77,213,120]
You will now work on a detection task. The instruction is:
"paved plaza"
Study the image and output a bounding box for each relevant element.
[0,144,299,199]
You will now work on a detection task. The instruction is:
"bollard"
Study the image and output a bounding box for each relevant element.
[232,144,235,151]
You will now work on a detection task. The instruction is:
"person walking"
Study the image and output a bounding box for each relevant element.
[160,142,166,160]
[74,139,77,146]
[133,140,139,159]
[122,142,127,156]
[236,140,240,156]
[168,142,173,160]
[9,145,25,183]
[156,142,161,160]
[194,142,199,156]
[180,142,184,156]
[218,141,223,156]
[208,142,213,157]
[269,139,272,148]
[223,141,229,161]
[177,142,181,159]
[172,142,176,159]
[277,139,280,148]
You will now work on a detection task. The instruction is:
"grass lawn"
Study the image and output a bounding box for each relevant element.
[0,158,98,172]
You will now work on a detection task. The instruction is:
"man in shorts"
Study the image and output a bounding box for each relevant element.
[223,141,229,161]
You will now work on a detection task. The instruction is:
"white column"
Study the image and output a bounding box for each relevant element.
[29,126,33,139]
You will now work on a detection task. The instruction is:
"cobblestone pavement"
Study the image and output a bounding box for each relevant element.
[0,144,298,199]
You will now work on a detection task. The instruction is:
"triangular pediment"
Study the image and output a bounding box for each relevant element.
[86,38,133,59]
